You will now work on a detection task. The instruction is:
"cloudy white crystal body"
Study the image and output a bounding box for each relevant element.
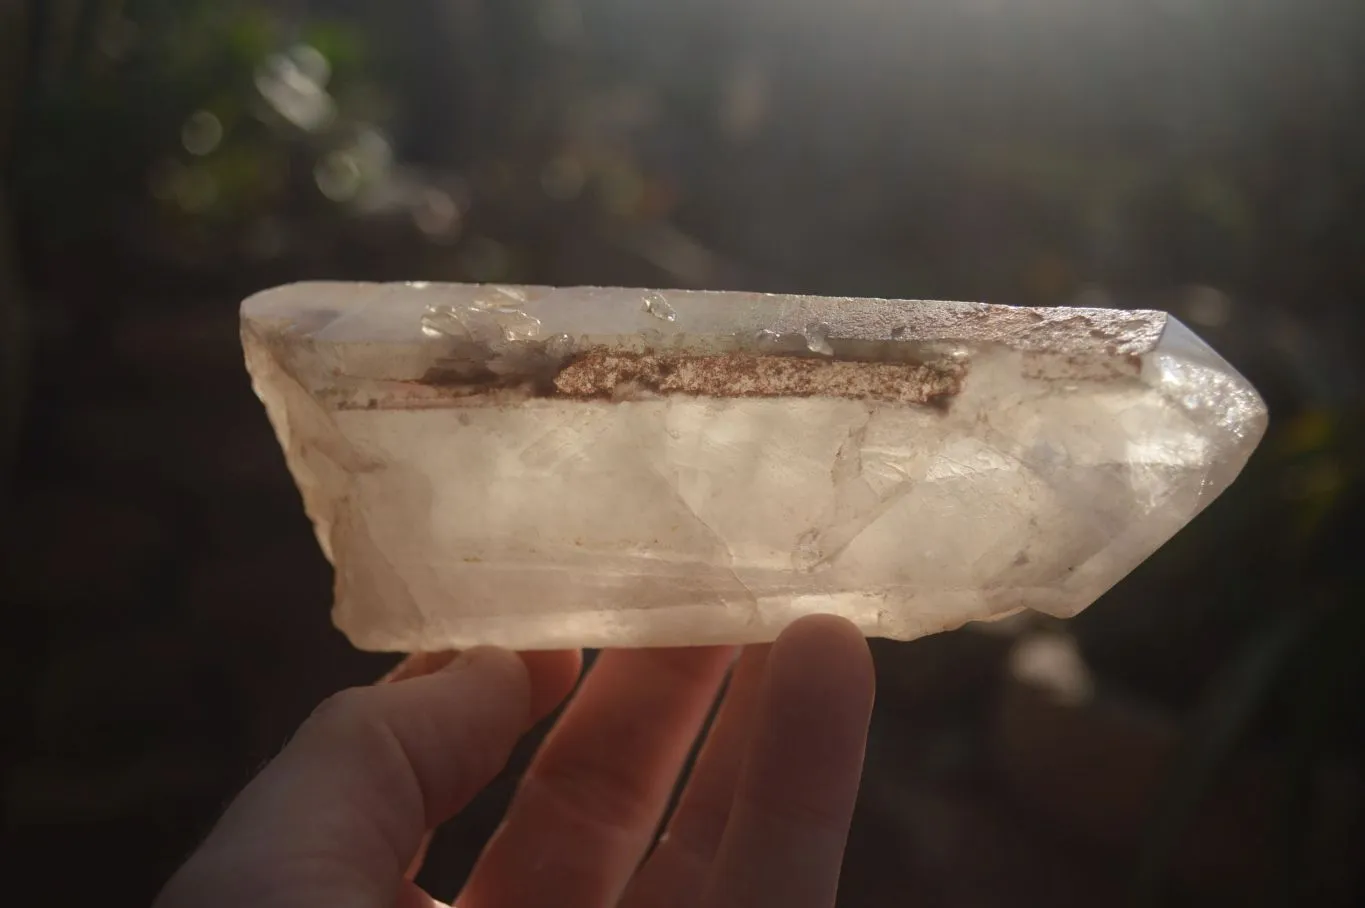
[242,282,1267,651]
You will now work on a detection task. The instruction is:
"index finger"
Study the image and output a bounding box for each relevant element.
[155,647,581,908]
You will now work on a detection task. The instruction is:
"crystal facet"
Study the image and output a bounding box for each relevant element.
[241,282,1267,651]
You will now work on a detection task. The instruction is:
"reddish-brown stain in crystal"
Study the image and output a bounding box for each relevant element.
[553,349,964,405]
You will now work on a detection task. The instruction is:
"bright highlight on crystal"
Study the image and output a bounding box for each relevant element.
[242,282,1267,651]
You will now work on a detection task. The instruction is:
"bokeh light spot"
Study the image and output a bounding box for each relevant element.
[288,43,332,89]
[1183,285,1233,328]
[315,151,362,202]
[1009,632,1094,706]
[412,188,462,242]
[181,111,223,157]
[255,47,336,132]
[175,167,218,213]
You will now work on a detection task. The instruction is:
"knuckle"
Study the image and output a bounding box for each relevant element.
[306,685,380,734]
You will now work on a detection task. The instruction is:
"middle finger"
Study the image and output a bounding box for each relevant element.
[458,645,735,908]
[618,644,771,908]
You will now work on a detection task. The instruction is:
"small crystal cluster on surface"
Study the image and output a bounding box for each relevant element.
[242,282,1267,651]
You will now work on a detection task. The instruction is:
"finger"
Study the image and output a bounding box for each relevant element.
[383,651,459,880]
[155,647,579,908]
[380,650,583,880]
[397,879,447,908]
[618,644,769,908]
[383,650,582,723]
[520,649,588,721]
[459,646,736,908]
[382,650,461,684]
[702,615,875,908]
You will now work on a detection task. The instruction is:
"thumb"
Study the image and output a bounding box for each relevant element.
[157,647,558,908]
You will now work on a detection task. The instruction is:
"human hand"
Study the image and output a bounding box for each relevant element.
[153,613,875,908]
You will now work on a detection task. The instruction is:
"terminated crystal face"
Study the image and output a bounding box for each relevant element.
[242,282,1267,651]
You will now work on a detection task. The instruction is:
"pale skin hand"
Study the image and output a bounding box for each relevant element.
[154,613,876,908]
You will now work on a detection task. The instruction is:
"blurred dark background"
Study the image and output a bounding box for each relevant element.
[3,1,1364,905]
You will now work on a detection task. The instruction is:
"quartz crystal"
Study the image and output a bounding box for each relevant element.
[241,282,1267,651]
